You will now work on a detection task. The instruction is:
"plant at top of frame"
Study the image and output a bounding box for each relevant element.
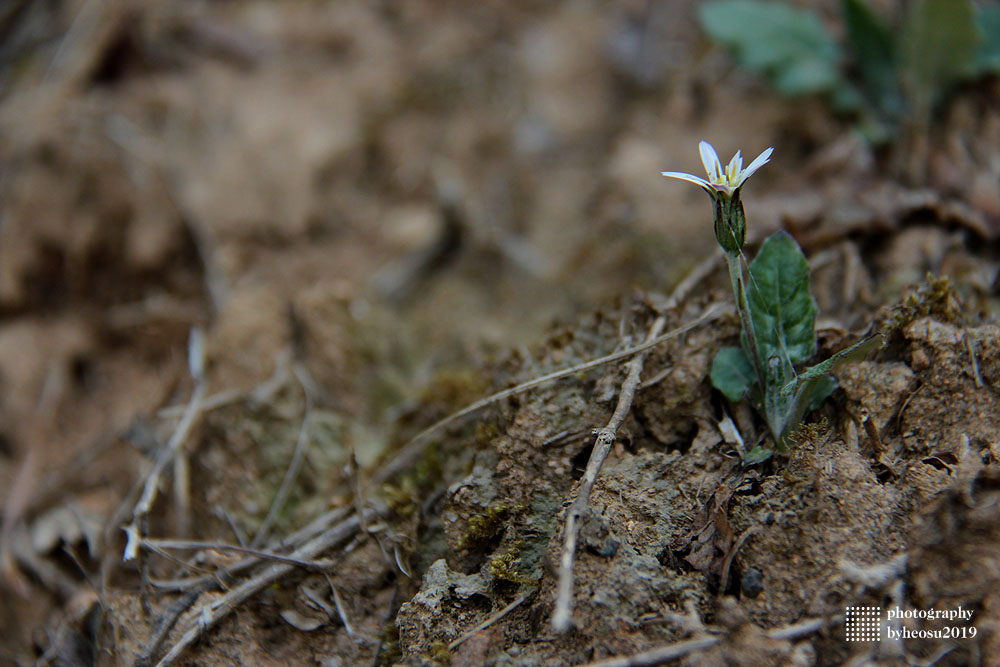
[662,141,883,464]
[698,0,1000,145]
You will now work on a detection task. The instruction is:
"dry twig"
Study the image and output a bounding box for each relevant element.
[155,347,293,420]
[141,538,337,573]
[583,617,826,667]
[551,313,667,632]
[585,636,721,667]
[149,506,353,592]
[154,509,374,667]
[124,329,207,563]
[136,587,206,667]
[548,253,725,632]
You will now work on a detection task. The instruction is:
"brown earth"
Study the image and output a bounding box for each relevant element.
[1,1,999,666]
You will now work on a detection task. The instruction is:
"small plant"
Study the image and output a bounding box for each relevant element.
[698,0,1000,145]
[662,141,882,463]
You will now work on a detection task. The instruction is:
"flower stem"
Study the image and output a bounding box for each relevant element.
[725,250,762,382]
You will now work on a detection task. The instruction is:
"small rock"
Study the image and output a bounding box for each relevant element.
[741,567,764,599]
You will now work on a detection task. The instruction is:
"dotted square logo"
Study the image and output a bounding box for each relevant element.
[845,606,882,641]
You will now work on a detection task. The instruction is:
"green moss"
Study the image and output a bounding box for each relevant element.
[488,539,535,584]
[787,416,830,448]
[457,503,524,552]
[414,440,444,489]
[419,368,489,411]
[382,440,447,517]
[475,421,501,446]
[881,273,964,336]
[383,478,420,516]
[428,642,452,665]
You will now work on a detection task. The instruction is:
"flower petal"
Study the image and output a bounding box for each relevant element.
[726,150,742,181]
[699,141,721,180]
[741,147,774,182]
[661,171,714,192]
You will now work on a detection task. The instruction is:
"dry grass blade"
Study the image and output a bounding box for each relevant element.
[141,538,334,572]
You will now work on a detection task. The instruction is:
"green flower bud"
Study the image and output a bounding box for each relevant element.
[713,190,746,254]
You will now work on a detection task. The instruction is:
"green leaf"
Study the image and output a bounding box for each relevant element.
[802,374,838,413]
[975,5,1000,74]
[842,0,899,110]
[699,0,842,95]
[782,332,886,394]
[829,80,864,113]
[900,0,979,108]
[746,231,817,366]
[772,373,835,448]
[743,446,773,465]
[773,333,885,445]
[711,347,756,402]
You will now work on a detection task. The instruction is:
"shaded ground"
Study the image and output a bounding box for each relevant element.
[1,1,999,665]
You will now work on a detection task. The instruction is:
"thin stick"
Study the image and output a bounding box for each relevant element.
[155,511,369,667]
[124,330,207,562]
[552,314,667,632]
[584,636,721,667]
[449,591,532,650]
[156,388,241,419]
[141,541,216,579]
[141,539,334,572]
[173,451,190,538]
[251,364,315,548]
[136,587,206,667]
[371,580,403,667]
[583,618,826,667]
[217,508,248,548]
[374,305,722,486]
[149,506,353,592]
[155,347,292,420]
[766,617,825,641]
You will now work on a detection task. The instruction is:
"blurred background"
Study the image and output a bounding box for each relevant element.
[1,0,998,661]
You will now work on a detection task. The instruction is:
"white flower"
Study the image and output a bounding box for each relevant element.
[662,141,773,197]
